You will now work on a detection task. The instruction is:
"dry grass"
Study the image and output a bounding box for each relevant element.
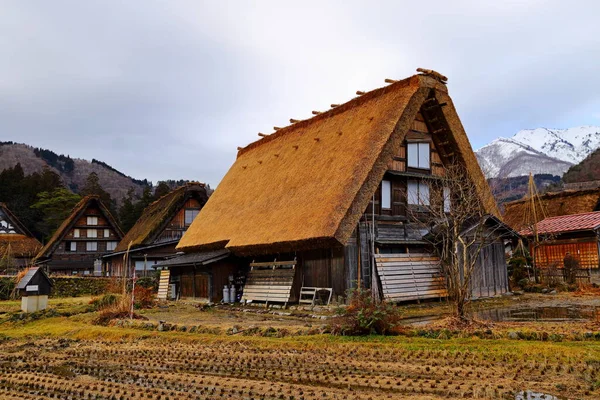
[503,188,600,230]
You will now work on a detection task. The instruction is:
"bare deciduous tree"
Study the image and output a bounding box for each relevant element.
[409,163,508,320]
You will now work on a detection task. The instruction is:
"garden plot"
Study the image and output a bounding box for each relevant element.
[1,333,599,399]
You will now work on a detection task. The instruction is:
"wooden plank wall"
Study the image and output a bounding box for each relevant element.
[534,240,599,270]
[469,242,509,299]
[374,253,447,302]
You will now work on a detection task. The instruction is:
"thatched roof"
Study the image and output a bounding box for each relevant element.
[0,203,42,259]
[36,195,123,259]
[503,188,600,231]
[177,72,498,256]
[115,183,209,252]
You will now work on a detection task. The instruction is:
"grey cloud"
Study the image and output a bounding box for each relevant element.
[1,0,599,188]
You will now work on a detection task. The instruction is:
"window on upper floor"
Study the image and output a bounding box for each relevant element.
[73,228,80,238]
[65,241,77,252]
[87,229,97,238]
[443,187,451,213]
[86,242,97,252]
[407,142,430,169]
[104,229,110,238]
[381,180,391,209]
[184,209,199,226]
[87,216,98,226]
[106,241,118,251]
[407,180,430,206]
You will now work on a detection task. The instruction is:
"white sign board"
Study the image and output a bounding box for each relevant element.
[26,285,39,292]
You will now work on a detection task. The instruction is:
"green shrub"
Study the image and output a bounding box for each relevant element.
[330,288,403,335]
[0,277,16,300]
[90,293,121,310]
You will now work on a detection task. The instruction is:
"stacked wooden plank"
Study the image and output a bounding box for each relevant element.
[375,253,447,302]
[242,262,296,305]
[157,269,170,300]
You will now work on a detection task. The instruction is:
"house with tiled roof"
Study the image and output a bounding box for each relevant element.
[520,211,600,271]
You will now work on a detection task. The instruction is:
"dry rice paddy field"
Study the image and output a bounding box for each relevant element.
[0,295,599,399]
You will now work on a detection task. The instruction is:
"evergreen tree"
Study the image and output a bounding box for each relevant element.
[118,189,139,233]
[31,188,81,240]
[153,181,171,199]
[80,172,116,214]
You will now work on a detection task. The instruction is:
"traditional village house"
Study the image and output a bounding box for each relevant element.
[503,188,600,232]
[520,211,600,281]
[102,183,209,278]
[167,71,510,304]
[35,195,123,275]
[0,203,42,274]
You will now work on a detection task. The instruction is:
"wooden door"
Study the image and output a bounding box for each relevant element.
[194,274,209,299]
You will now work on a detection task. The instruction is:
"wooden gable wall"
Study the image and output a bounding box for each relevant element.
[155,198,202,244]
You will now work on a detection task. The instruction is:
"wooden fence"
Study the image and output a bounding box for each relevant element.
[540,268,591,285]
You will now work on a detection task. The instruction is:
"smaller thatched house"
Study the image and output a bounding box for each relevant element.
[0,203,42,274]
[520,211,600,274]
[35,196,123,275]
[503,188,600,231]
[103,183,209,277]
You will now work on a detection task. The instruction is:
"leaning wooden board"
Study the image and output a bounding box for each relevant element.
[157,269,170,300]
[241,263,296,304]
[374,254,447,302]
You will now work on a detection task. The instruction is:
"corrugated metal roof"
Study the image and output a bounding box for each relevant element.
[520,211,600,236]
[16,267,41,289]
[156,249,230,267]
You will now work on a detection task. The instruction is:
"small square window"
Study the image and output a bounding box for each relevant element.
[184,209,199,225]
[87,216,98,226]
[407,181,430,206]
[87,229,97,238]
[106,241,118,251]
[407,142,430,169]
[86,242,98,252]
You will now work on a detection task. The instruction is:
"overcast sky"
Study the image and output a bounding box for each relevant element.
[2,1,600,187]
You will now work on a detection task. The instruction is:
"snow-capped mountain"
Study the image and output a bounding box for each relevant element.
[475,126,600,178]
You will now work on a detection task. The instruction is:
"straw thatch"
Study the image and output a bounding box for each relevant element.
[503,188,600,231]
[0,203,41,259]
[0,203,42,258]
[36,195,123,259]
[114,183,208,252]
[177,73,498,256]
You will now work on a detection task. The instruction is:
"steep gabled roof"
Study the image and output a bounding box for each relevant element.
[0,203,42,259]
[520,211,600,236]
[177,72,498,256]
[115,183,209,252]
[503,188,600,231]
[36,195,123,259]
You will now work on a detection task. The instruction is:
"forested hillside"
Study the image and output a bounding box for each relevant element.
[562,147,600,184]
[0,142,208,243]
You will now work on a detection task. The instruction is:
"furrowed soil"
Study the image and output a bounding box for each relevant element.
[0,294,599,399]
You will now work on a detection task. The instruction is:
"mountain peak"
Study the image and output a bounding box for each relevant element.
[475,125,600,179]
